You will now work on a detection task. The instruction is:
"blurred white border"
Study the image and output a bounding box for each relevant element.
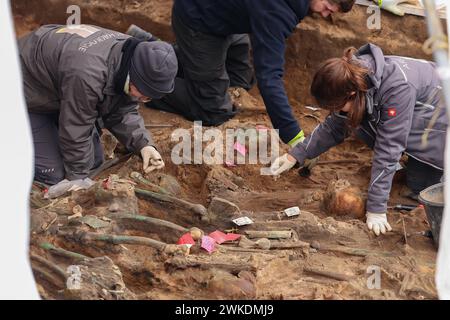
[0,0,39,300]
[436,0,450,300]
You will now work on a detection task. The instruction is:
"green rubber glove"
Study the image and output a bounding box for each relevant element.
[374,0,417,16]
[288,130,306,147]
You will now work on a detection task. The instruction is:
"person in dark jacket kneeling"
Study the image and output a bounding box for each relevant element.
[270,44,446,237]
[19,24,178,190]
[131,0,356,148]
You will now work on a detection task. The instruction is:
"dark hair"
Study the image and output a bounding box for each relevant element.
[310,47,370,128]
[329,0,356,13]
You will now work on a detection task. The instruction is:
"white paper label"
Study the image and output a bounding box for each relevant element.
[284,207,301,217]
[232,217,254,226]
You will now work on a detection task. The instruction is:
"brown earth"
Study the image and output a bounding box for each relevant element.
[13,0,440,300]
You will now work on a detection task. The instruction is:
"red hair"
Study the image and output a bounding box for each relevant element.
[310,47,370,127]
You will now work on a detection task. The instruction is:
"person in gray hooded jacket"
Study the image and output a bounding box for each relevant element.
[270,44,447,236]
[19,24,178,188]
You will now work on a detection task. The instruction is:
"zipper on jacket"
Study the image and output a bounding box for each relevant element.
[360,126,375,141]
[367,106,380,137]
[368,121,377,136]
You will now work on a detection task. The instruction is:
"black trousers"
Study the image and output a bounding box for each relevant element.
[29,113,104,185]
[147,10,255,126]
[406,156,443,195]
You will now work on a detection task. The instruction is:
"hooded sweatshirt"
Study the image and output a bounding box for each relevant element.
[290,43,447,213]
[173,0,311,143]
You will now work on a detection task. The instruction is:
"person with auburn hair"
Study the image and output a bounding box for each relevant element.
[270,44,447,236]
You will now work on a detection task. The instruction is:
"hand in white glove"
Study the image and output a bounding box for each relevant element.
[46,178,95,199]
[366,212,393,236]
[141,146,165,173]
[373,0,417,16]
[270,154,297,176]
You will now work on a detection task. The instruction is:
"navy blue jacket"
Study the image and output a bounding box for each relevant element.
[174,0,310,143]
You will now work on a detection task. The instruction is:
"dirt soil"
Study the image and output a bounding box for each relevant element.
[13,0,439,300]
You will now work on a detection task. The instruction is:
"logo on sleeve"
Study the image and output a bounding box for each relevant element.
[388,108,397,117]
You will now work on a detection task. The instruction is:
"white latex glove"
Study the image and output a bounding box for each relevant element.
[366,212,393,236]
[289,133,320,174]
[373,0,417,16]
[46,178,95,199]
[141,146,165,173]
[270,154,297,176]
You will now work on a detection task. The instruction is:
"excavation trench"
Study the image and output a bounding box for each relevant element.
[14,0,440,300]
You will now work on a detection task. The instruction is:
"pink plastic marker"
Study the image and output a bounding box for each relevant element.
[177,233,196,248]
[209,231,228,245]
[102,177,113,190]
[201,236,216,254]
[234,142,247,156]
[209,231,241,244]
[224,233,241,242]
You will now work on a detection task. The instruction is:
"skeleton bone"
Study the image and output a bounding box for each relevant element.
[134,188,208,218]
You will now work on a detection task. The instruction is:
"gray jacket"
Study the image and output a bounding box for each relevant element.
[19,25,153,180]
[290,44,447,213]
